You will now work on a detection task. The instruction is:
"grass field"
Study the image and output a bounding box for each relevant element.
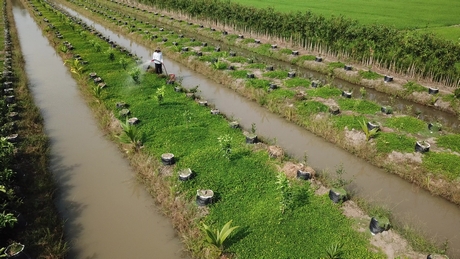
[231,0,460,41]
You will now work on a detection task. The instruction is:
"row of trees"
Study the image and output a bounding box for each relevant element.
[135,0,460,86]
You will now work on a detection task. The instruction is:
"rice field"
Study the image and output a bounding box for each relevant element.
[231,0,460,41]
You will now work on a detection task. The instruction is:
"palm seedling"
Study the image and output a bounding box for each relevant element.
[358,119,378,141]
[64,59,84,78]
[202,220,239,253]
[118,119,143,150]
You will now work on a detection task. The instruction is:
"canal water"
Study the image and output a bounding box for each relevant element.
[12,0,188,258]
[56,2,460,257]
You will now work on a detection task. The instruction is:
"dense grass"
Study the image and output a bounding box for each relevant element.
[332,115,365,130]
[422,152,460,180]
[436,134,460,153]
[385,116,427,134]
[230,0,460,30]
[246,78,269,89]
[375,133,416,153]
[359,70,383,80]
[307,86,342,98]
[419,26,460,42]
[284,78,310,88]
[296,101,329,116]
[33,1,386,258]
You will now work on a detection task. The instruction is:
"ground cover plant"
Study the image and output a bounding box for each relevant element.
[61,0,460,209]
[26,1,391,258]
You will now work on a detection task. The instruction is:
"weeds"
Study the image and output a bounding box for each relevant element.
[129,67,141,83]
[217,134,232,160]
[154,85,166,104]
[275,172,292,214]
[105,47,116,61]
[119,57,128,70]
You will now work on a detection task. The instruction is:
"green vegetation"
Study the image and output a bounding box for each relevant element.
[296,101,329,116]
[31,2,387,257]
[332,115,365,130]
[228,0,460,30]
[263,70,287,79]
[202,220,239,252]
[135,0,460,87]
[436,134,460,153]
[403,81,427,95]
[385,116,426,134]
[62,0,460,208]
[375,132,416,153]
[245,62,265,69]
[291,55,316,65]
[328,62,345,70]
[422,152,460,180]
[284,77,310,88]
[229,69,249,79]
[358,70,383,80]
[307,87,342,98]
[358,119,378,141]
[246,78,269,89]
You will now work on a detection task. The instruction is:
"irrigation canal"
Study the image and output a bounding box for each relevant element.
[12,0,188,258]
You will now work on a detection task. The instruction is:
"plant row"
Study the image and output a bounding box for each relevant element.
[25,0,395,257]
[65,0,460,205]
[132,0,460,87]
[85,0,460,118]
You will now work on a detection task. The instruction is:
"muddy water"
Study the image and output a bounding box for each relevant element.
[12,1,188,258]
[56,4,460,257]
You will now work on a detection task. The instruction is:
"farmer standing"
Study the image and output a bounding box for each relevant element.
[152,47,163,75]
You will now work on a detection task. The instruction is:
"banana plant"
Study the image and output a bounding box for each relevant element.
[202,220,239,252]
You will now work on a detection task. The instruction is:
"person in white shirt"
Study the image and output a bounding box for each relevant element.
[152,47,163,74]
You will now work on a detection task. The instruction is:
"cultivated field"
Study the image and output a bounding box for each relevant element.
[232,0,460,41]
